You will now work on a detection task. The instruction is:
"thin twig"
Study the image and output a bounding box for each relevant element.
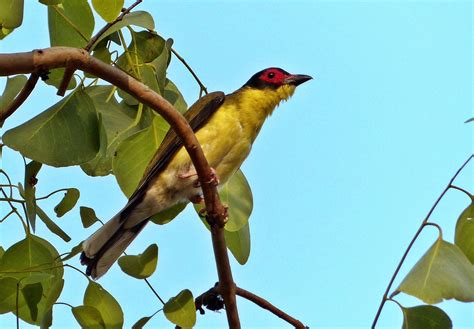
[371,154,473,328]
[449,185,472,198]
[236,287,307,329]
[171,48,208,97]
[36,188,70,201]
[0,187,28,234]
[57,0,143,96]
[85,0,143,52]
[144,278,166,305]
[54,302,74,309]
[0,73,39,124]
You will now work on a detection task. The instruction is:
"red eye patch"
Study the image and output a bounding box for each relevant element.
[259,69,288,85]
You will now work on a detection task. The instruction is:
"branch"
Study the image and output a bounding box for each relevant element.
[0,73,39,124]
[371,154,473,328]
[57,0,143,96]
[171,48,208,97]
[236,287,307,329]
[0,47,239,328]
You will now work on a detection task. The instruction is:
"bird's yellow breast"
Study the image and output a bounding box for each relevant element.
[137,84,296,219]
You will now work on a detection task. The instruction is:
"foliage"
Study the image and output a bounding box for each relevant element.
[0,1,254,327]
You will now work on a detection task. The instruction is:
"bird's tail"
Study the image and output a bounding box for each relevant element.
[80,213,148,279]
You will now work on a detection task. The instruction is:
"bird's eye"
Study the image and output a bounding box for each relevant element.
[267,72,275,79]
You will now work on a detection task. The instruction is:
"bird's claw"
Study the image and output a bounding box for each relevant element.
[192,167,220,188]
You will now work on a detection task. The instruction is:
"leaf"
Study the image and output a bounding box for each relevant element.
[118,244,158,279]
[21,282,43,321]
[80,206,100,228]
[113,115,169,197]
[151,38,173,92]
[0,246,5,260]
[39,0,62,5]
[92,0,124,23]
[163,79,187,114]
[72,305,106,329]
[0,75,27,122]
[81,86,142,176]
[455,199,474,263]
[0,235,64,324]
[24,160,42,231]
[53,188,80,217]
[84,281,124,329]
[465,117,474,123]
[43,68,77,90]
[61,240,83,261]
[402,305,452,329]
[0,0,24,28]
[396,238,474,304]
[36,205,71,242]
[225,222,251,265]
[0,277,18,313]
[48,0,94,48]
[90,11,155,49]
[219,169,253,232]
[3,89,100,167]
[150,203,187,225]
[132,316,152,329]
[164,289,196,328]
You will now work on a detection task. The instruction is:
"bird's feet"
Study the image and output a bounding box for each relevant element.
[178,167,220,188]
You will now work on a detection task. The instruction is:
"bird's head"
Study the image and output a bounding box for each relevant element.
[243,67,312,101]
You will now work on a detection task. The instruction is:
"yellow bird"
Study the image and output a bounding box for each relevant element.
[81,67,312,278]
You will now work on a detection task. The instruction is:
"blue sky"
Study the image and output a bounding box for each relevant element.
[1,0,473,328]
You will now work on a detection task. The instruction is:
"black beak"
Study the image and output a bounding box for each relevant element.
[284,74,313,86]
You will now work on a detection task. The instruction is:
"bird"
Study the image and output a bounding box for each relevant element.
[80,67,312,279]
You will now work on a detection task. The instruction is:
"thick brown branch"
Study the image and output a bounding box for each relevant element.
[236,287,307,329]
[0,73,39,124]
[371,154,473,328]
[0,47,239,328]
[57,0,143,96]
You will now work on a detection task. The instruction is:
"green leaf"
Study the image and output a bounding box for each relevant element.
[84,281,123,329]
[402,305,452,329]
[39,0,62,5]
[0,0,24,28]
[92,0,124,23]
[396,238,474,304]
[0,246,5,260]
[0,277,18,313]
[90,11,155,49]
[163,79,187,114]
[131,315,152,329]
[0,75,27,122]
[21,282,43,321]
[113,115,169,197]
[80,206,100,228]
[220,170,253,231]
[150,203,187,225]
[225,222,251,265]
[118,244,158,279]
[61,240,83,261]
[151,38,173,93]
[48,0,94,48]
[0,235,64,324]
[53,188,80,217]
[72,305,106,329]
[115,30,166,95]
[164,289,196,328]
[3,89,100,167]
[81,86,142,176]
[43,68,77,90]
[24,160,42,231]
[455,199,474,263]
[36,205,71,242]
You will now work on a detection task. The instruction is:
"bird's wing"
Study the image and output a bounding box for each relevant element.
[121,91,226,220]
